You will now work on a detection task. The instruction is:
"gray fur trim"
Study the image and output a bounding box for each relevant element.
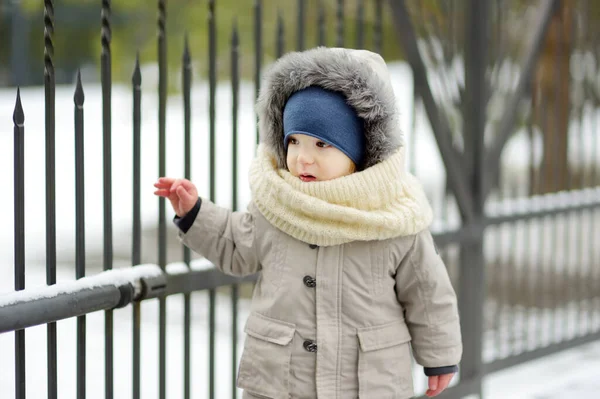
[256,47,402,170]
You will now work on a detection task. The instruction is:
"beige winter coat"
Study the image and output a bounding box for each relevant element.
[178,199,461,399]
[177,47,462,398]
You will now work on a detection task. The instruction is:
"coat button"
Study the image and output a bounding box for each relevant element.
[303,340,317,353]
[303,275,316,288]
[309,244,318,249]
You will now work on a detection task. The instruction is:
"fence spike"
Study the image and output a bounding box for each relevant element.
[74,71,85,107]
[132,53,141,87]
[13,88,24,126]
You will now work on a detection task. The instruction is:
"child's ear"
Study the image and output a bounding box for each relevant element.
[349,162,357,174]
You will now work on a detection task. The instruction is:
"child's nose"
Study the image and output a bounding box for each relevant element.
[298,150,315,165]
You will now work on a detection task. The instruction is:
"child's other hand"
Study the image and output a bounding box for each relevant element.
[154,177,198,217]
[426,373,455,397]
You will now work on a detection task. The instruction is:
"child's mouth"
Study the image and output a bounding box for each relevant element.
[299,174,317,182]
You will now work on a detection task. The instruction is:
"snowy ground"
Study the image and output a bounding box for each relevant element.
[1,61,599,398]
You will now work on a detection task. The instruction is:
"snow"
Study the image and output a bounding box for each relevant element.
[1,60,599,398]
[0,264,162,307]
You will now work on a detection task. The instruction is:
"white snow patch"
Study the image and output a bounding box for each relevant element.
[0,264,163,307]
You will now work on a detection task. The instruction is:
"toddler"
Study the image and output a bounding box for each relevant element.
[155,47,462,399]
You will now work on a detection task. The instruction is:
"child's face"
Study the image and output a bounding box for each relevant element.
[286,134,356,182]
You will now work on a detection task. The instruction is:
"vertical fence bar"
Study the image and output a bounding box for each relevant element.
[508,192,518,355]
[132,53,142,270]
[231,22,240,399]
[297,0,305,51]
[525,107,537,350]
[581,8,592,331]
[591,99,599,331]
[100,2,114,397]
[276,11,285,59]
[497,222,508,357]
[512,219,525,354]
[318,3,326,47]
[374,0,382,54]
[356,0,364,49]
[575,94,585,334]
[182,34,193,399]
[554,28,570,341]
[576,205,585,336]
[336,0,344,47]
[44,2,58,397]
[132,54,142,399]
[459,0,488,393]
[576,79,587,335]
[551,75,564,343]
[74,71,87,399]
[157,1,168,398]
[14,89,25,399]
[254,0,262,144]
[538,94,553,347]
[208,1,217,398]
[526,216,537,350]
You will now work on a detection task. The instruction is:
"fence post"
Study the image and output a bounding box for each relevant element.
[458,0,490,397]
[13,88,26,399]
[43,1,59,397]
[131,54,142,399]
[74,70,87,399]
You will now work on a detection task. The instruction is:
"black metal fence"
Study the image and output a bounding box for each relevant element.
[1,0,600,398]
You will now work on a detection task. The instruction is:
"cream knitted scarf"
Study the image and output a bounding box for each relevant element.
[248,144,433,246]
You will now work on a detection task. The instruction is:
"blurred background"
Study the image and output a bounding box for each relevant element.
[0,1,599,398]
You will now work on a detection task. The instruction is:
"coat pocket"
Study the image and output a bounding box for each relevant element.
[357,320,414,399]
[237,313,296,399]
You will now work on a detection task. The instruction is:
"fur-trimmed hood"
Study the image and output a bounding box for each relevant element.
[256,47,402,170]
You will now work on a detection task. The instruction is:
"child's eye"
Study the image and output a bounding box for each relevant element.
[316,141,329,148]
[289,138,298,145]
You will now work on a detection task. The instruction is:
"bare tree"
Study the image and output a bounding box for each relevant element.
[532,1,573,194]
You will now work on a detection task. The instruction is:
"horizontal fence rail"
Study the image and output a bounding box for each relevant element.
[0,265,166,333]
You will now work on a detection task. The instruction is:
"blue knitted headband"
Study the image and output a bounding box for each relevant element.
[283,86,365,167]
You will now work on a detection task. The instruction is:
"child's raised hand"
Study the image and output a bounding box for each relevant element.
[426,373,455,397]
[154,177,199,217]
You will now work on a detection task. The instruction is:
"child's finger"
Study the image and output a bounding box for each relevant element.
[425,373,454,397]
[437,373,453,390]
[157,177,176,184]
[154,189,175,197]
[176,185,195,203]
[179,179,197,193]
[170,178,185,193]
[425,376,440,397]
[428,376,439,391]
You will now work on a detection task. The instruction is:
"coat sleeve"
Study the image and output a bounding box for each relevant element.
[394,229,462,369]
[176,197,261,277]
